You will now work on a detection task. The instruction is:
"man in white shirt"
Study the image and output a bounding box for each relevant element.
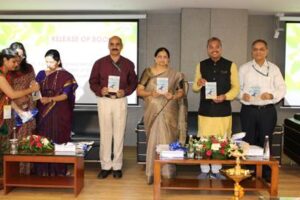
[239,39,286,181]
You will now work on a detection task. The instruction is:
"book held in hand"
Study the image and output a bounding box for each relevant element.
[205,82,217,99]
[249,86,261,101]
[108,75,120,93]
[32,91,42,101]
[156,77,168,94]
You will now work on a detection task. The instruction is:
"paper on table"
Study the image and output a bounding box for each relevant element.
[246,145,264,156]
[55,142,76,152]
[160,150,184,158]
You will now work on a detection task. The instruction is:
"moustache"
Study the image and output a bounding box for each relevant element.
[112,48,119,51]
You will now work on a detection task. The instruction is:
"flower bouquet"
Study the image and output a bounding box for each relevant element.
[191,135,243,160]
[18,135,54,153]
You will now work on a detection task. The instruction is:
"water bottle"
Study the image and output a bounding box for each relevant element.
[187,135,194,159]
[263,135,270,160]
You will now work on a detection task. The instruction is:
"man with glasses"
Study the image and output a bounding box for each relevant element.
[239,39,286,181]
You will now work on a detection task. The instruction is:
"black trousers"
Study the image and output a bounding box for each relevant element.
[240,104,277,181]
[240,104,277,150]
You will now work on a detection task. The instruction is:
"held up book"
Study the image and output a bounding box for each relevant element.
[108,75,120,93]
[156,77,168,94]
[205,82,217,99]
[32,91,42,101]
[249,86,261,101]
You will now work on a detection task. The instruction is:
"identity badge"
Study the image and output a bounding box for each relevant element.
[3,105,12,119]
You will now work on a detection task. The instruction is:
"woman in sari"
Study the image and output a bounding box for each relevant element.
[8,42,37,135]
[0,48,39,176]
[8,42,37,175]
[34,49,78,176]
[137,47,187,184]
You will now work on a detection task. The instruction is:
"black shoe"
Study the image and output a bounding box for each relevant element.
[97,170,111,179]
[113,170,122,179]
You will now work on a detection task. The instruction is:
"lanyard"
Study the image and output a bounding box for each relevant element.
[251,61,269,77]
[112,61,121,72]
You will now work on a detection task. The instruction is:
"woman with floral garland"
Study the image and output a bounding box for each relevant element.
[0,47,39,176]
[7,42,38,175]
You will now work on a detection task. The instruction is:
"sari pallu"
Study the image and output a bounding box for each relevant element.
[34,69,78,176]
[7,65,36,138]
[7,65,36,175]
[140,67,188,179]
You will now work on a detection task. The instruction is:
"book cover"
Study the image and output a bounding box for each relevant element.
[108,75,120,93]
[32,91,42,101]
[156,77,168,94]
[248,86,261,101]
[205,82,217,99]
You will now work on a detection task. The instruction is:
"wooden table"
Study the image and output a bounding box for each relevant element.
[154,156,279,200]
[3,152,84,196]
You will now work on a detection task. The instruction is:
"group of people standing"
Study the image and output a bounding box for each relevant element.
[192,37,285,181]
[89,35,285,185]
[0,43,78,176]
[0,35,286,185]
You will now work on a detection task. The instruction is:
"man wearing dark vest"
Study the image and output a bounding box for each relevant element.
[192,37,239,179]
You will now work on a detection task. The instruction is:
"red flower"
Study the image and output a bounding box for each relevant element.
[19,134,54,153]
[206,150,212,157]
[36,135,41,141]
[36,142,43,148]
[30,140,35,147]
[220,148,225,155]
[221,141,227,147]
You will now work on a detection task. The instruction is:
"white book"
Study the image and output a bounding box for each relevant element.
[156,77,168,94]
[249,86,261,97]
[246,145,264,156]
[108,75,120,93]
[248,86,261,101]
[55,142,76,152]
[160,150,184,158]
[32,91,42,101]
[205,82,217,99]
